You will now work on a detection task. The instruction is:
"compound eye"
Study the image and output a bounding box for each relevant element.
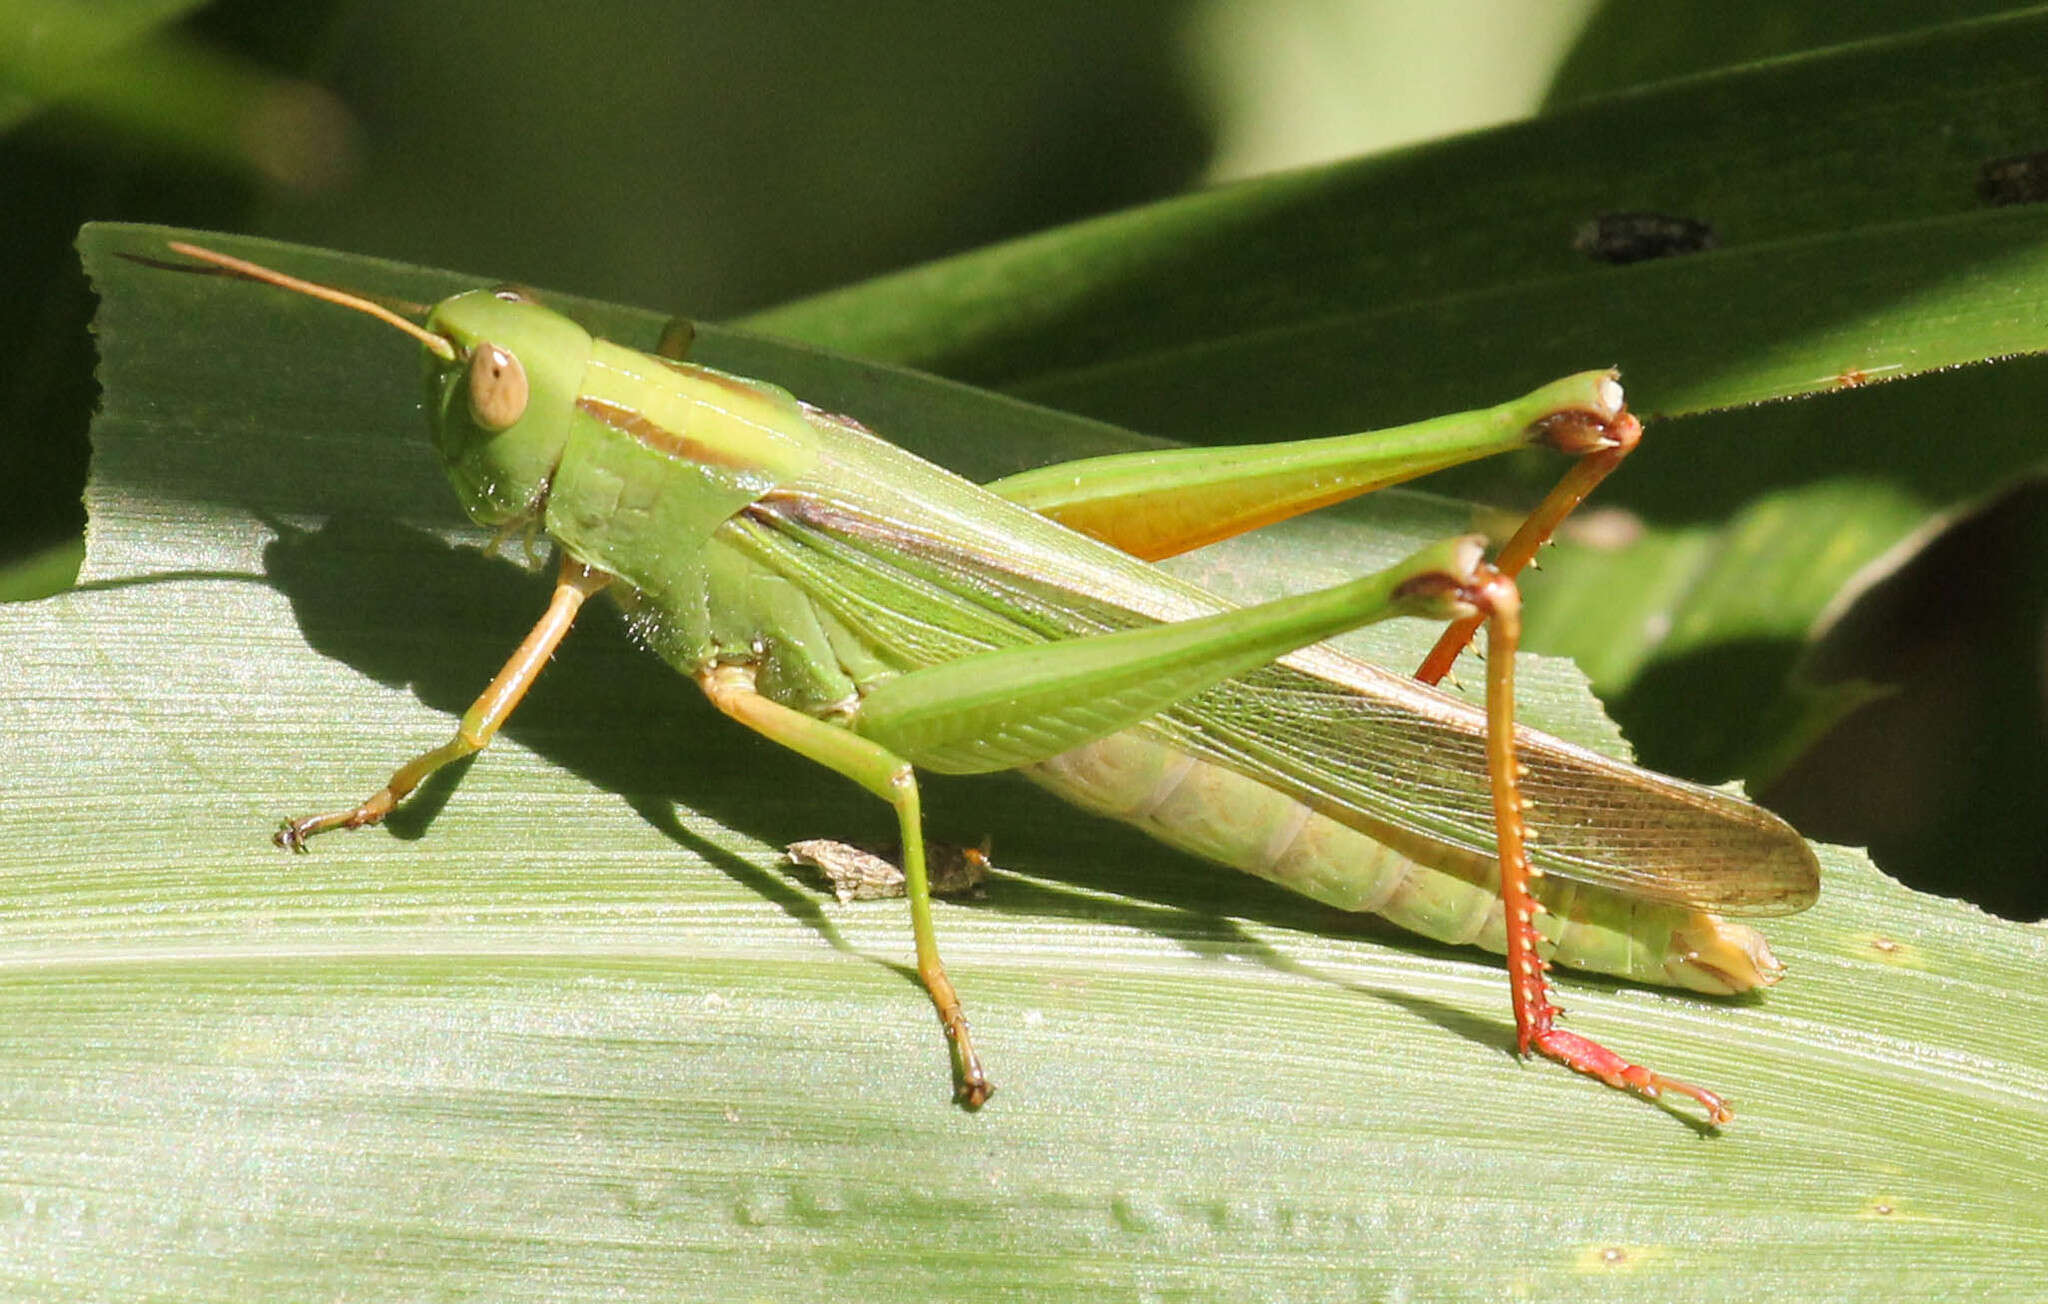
[466,341,528,431]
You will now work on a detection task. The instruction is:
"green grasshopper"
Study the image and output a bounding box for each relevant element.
[159,242,1819,1125]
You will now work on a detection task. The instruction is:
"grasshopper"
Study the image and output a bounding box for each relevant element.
[157,242,1818,1124]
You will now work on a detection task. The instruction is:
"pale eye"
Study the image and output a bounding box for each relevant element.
[466,342,528,430]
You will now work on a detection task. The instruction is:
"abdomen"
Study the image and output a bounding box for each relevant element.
[1027,731,1783,995]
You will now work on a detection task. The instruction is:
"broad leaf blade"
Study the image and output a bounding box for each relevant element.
[743,12,2048,793]
[747,11,2048,428]
[0,226,2039,1298]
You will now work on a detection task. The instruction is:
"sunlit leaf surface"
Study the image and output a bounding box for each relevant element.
[0,228,2038,1299]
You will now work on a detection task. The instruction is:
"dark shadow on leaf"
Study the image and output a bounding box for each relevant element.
[1605,635,1807,783]
[257,513,860,953]
[378,754,474,842]
[1764,476,2048,919]
[256,512,1765,1069]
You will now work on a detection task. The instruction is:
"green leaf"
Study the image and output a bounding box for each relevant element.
[0,0,204,133]
[744,9,2048,835]
[1,224,2039,1298]
[0,538,82,604]
[747,11,2048,429]
[0,0,355,191]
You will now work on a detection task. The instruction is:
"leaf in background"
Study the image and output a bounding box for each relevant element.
[0,0,358,602]
[0,225,2040,1298]
[1763,475,2048,918]
[0,0,356,190]
[747,12,2048,428]
[1545,0,2036,108]
[744,11,2048,893]
[0,0,205,132]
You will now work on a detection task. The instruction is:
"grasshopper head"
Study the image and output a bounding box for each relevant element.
[422,288,593,528]
[155,243,594,531]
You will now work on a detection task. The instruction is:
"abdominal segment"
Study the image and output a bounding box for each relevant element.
[1026,731,1781,995]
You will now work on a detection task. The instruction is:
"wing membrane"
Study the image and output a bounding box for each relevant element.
[1155,650,1818,915]
[738,421,1820,917]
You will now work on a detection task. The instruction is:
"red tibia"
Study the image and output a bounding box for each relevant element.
[1474,566,1733,1126]
[1417,411,1643,686]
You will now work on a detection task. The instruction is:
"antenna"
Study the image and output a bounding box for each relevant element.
[161,241,457,361]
